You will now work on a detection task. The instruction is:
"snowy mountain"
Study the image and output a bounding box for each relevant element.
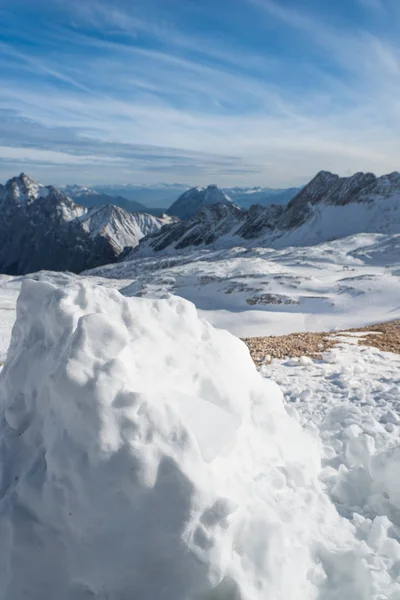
[0,174,168,275]
[126,202,243,256]
[63,185,149,214]
[166,184,237,219]
[237,170,400,246]
[133,170,400,255]
[62,182,300,213]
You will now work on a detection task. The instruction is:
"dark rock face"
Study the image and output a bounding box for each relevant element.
[0,174,164,275]
[236,204,286,239]
[287,171,378,209]
[128,203,244,256]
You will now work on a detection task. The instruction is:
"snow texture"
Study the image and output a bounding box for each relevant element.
[0,281,400,598]
[262,339,400,600]
[88,232,400,338]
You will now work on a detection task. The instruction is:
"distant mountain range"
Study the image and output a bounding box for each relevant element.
[3,170,399,276]
[130,171,400,256]
[61,183,301,214]
[0,174,170,275]
[80,183,190,211]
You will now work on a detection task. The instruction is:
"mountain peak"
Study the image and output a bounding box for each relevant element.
[0,174,168,274]
[2,173,47,205]
[17,172,34,182]
[309,170,339,186]
[134,168,400,255]
[167,184,234,220]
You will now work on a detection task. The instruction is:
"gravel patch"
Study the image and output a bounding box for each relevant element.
[243,320,400,365]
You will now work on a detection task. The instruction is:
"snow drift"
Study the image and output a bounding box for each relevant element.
[0,281,397,599]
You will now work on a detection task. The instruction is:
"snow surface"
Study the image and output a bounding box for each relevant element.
[261,338,400,598]
[1,280,400,599]
[0,232,397,597]
[87,233,400,337]
[0,232,397,358]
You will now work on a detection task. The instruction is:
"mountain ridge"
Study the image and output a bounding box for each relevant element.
[131,170,400,256]
[0,174,168,275]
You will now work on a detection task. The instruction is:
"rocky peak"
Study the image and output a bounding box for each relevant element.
[167,184,235,220]
[196,200,242,221]
[0,174,168,274]
[134,169,400,255]
[3,173,47,205]
[288,171,380,209]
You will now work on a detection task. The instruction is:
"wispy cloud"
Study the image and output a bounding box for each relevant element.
[248,0,399,78]
[0,42,92,94]
[355,0,387,13]
[1,0,400,185]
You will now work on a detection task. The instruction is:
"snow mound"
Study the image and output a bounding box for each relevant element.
[0,281,395,599]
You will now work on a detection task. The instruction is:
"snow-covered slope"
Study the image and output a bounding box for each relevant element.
[135,170,400,255]
[0,231,399,362]
[86,232,400,338]
[1,280,400,599]
[127,202,244,256]
[238,170,400,245]
[167,184,237,219]
[0,174,167,275]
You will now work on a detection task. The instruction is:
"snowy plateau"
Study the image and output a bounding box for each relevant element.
[0,170,399,599]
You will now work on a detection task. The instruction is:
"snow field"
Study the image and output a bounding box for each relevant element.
[1,281,398,598]
[263,341,400,598]
[88,232,400,337]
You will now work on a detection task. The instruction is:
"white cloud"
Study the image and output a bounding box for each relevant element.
[1,0,400,185]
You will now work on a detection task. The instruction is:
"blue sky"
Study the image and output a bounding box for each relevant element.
[0,0,399,186]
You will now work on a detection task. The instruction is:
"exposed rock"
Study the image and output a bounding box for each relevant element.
[0,174,167,275]
[132,170,400,256]
[128,202,244,256]
[167,184,236,219]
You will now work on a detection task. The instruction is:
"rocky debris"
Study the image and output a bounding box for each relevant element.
[243,320,400,365]
[243,331,336,364]
[349,320,400,353]
[246,293,298,306]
